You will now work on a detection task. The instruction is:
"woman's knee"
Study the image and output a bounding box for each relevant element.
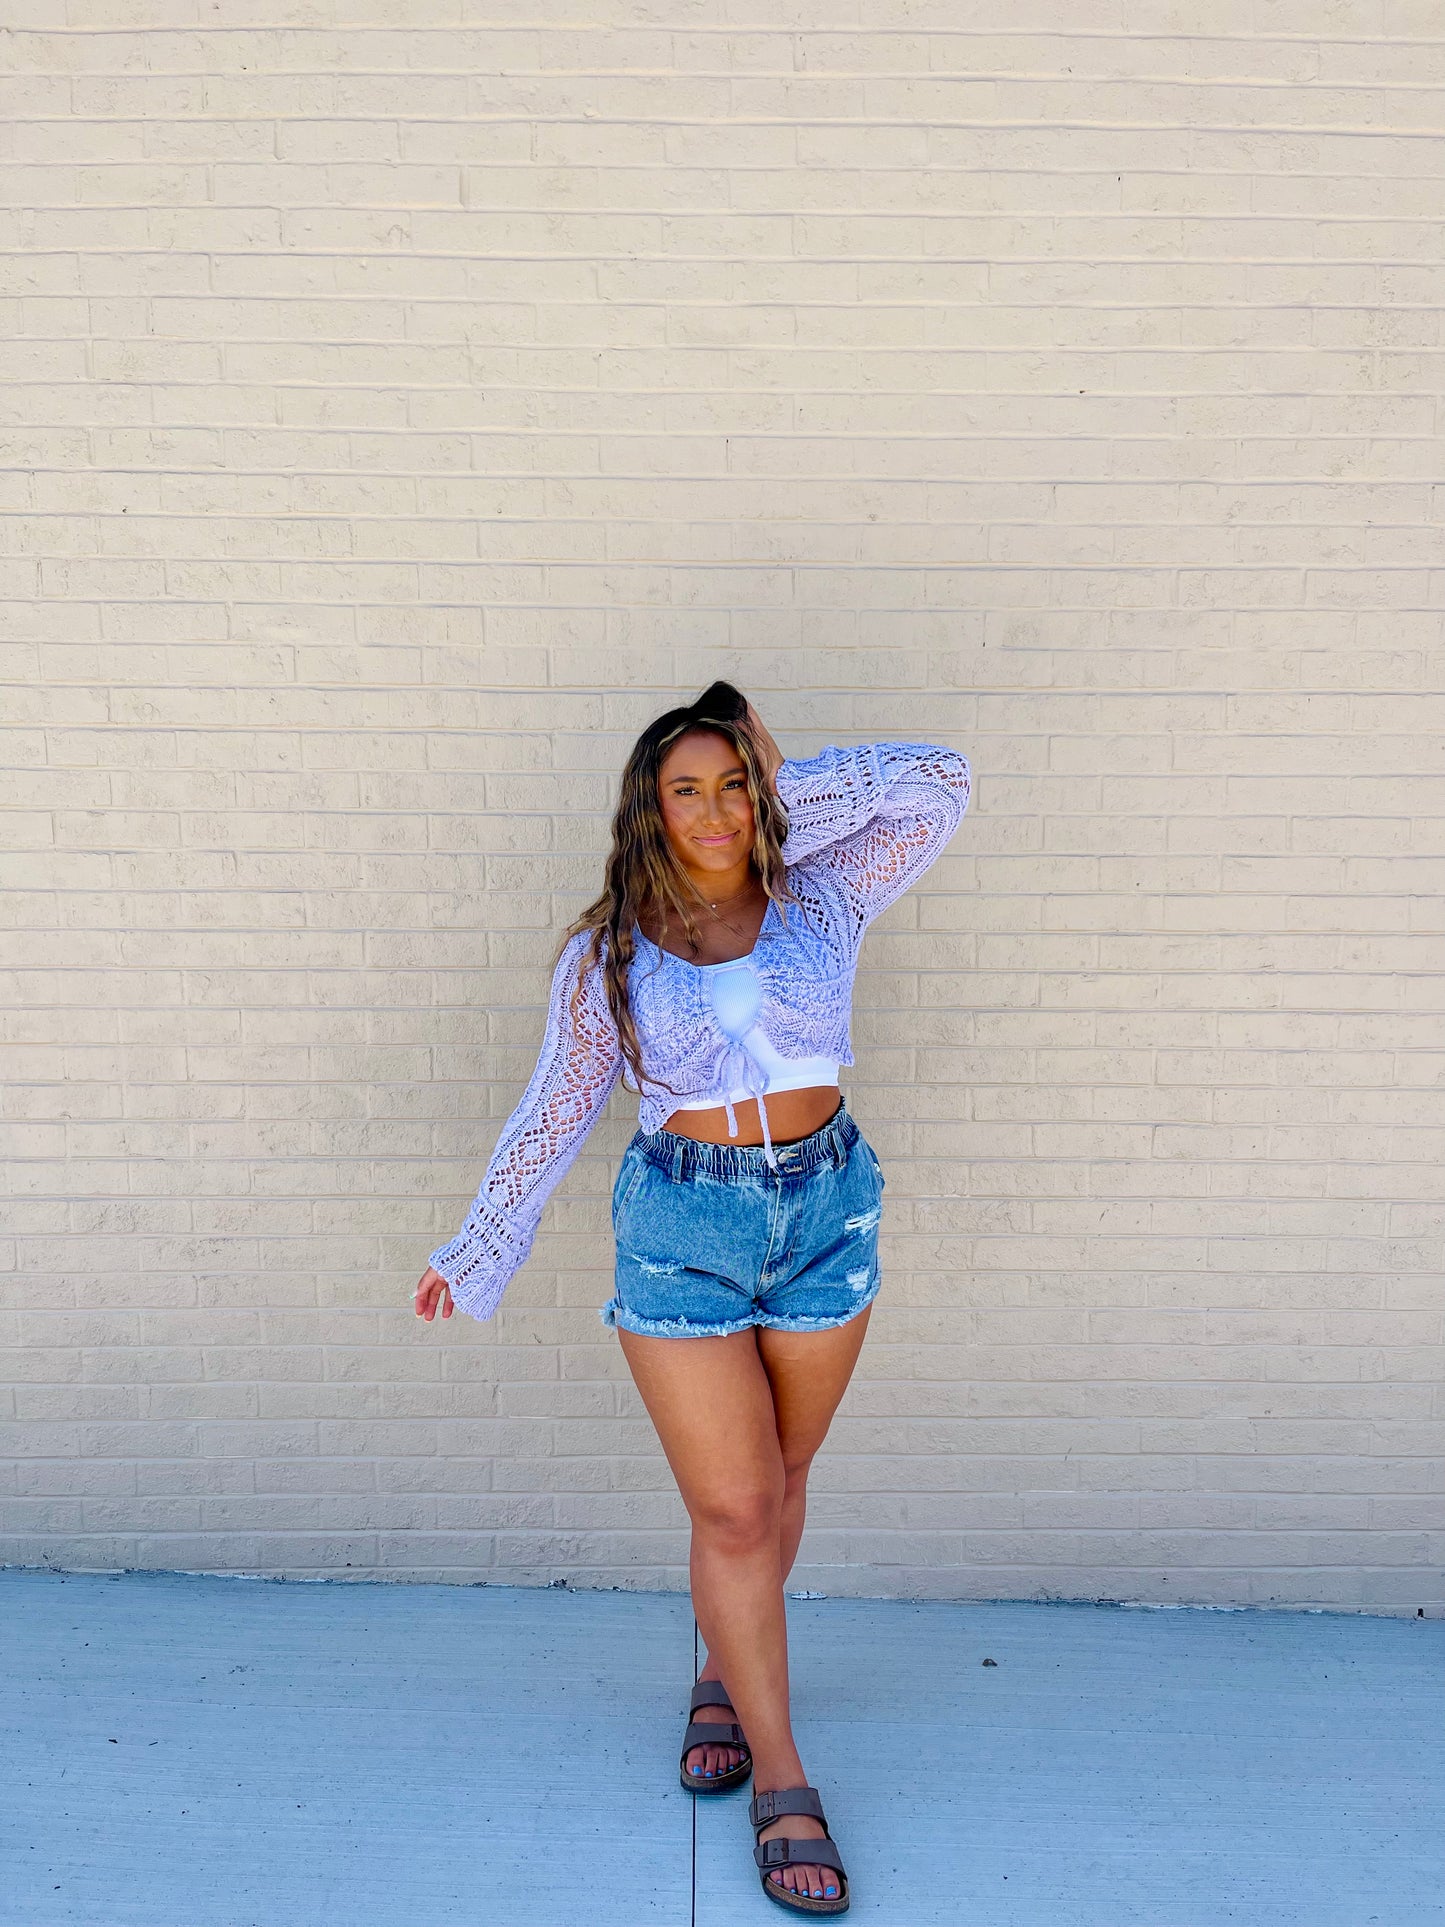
[689,1476,786,1550]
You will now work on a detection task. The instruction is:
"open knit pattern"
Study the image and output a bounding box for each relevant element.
[427,741,972,1319]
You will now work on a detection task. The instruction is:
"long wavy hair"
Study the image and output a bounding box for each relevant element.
[556,679,799,1097]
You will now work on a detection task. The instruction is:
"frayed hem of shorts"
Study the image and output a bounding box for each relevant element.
[599,1279,881,1338]
[598,1299,755,1339]
[752,1278,882,1332]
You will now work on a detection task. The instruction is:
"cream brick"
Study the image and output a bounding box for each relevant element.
[0,9,1439,1610]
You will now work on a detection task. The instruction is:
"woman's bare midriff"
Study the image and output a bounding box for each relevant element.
[661,1085,842,1148]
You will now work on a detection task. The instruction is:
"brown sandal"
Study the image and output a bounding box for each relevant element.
[750,1785,850,1914]
[678,1677,752,1793]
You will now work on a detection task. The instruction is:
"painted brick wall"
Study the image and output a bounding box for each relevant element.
[3,6,1442,1614]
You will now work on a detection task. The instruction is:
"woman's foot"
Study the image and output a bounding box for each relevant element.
[756,1811,841,1903]
[684,1676,748,1780]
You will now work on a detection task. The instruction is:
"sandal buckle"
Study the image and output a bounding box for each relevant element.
[760,1838,791,1867]
[752,1790,777,1823]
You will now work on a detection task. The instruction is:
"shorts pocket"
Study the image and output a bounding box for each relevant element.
[611,1146,650,1226]
[858,1137,885,1194]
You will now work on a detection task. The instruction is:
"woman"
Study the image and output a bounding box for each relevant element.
[415,681,971,1914]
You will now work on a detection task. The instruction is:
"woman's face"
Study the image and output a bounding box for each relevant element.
[656,727,755,886]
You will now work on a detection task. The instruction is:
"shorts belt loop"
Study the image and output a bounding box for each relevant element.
[669,1138,687,1183]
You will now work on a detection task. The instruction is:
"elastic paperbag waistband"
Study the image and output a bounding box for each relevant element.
[634,1096,857,1183]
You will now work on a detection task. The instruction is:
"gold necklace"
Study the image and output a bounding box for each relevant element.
[701,880,757,915]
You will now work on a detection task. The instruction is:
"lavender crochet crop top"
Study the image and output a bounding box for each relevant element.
[666,954,842,1145]
[428,740,972,1320]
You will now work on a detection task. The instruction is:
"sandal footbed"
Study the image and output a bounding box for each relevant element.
[680,1742,751,1793]
[682,1763,752,1793]
[759,1871,850,1915]
[758,1852,850,1915]
[682,1681,751,1792]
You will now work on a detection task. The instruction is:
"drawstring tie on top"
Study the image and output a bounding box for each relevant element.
[705,956,780,1170]
[717,1034,778,1170]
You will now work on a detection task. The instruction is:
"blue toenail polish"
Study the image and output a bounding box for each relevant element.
[826,1886,837,1895]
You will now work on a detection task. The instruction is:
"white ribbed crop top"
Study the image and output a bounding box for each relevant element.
[668,952,840,1155]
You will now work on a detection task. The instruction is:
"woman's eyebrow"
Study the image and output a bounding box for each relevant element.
[666,765,747,781]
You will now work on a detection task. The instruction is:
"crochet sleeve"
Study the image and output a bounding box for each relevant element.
[427,928,623,1321]
[775,740,972,940]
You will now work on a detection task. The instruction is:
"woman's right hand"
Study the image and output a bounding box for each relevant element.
[414,1266,454,1321]
[743,699,784,789]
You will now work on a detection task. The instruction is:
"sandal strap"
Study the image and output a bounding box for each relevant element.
[749,1785,826,1828]
[690,1680,734,1714]
[681,1718,747,1752]
[754,1836,847,1875]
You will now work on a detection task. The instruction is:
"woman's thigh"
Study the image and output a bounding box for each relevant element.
[614,1316,873,1522]
[616,1326,785,1525]
[756,1307,873,1475]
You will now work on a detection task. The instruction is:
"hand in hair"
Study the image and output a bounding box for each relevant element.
[743,698,784,789]
[690,679,783,791]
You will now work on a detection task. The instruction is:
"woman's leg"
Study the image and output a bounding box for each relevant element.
[759,1308,873,1583]
[615,1308,871,1902]
[682,1308,872,1822]
[692,1308,874,1715]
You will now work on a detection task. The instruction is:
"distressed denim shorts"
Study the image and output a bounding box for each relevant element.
[599,1097,884,1338]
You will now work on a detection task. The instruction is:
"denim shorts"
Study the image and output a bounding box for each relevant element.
[599,1098,885,1338]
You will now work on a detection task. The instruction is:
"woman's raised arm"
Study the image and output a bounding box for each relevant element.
[775,739,972,941]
